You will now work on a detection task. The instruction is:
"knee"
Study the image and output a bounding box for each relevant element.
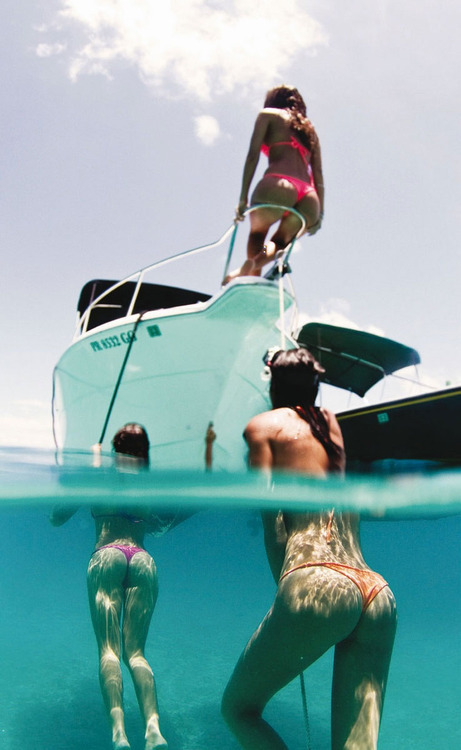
[269,230,294,252]
[123,649,151,673]
[221,686,260,728]
[248,230,267,247]
[100,648,121,671]
[221,687,237,727]
[122,645,137,669]
[272,236,289,251]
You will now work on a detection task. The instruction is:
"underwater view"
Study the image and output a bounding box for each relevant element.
[3,1,460,749]
[0,448,460,750]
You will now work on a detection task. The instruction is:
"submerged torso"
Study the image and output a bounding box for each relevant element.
[281,511,368,573]
[91,505,149,548]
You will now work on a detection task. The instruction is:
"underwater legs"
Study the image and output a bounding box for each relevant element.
[87,549,131,747]
[123,554,168,750]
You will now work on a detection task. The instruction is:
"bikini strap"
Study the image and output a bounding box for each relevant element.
[261,137,310,165]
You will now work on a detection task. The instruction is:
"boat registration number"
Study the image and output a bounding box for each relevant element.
[90,331,137,352]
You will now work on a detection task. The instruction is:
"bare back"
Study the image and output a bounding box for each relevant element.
[247,108,316,181]
[91,505,150,548]
[244,406,344,475]
[244,407,370,570]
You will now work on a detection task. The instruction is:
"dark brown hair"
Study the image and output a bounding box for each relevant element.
[264,85,318,151]
[269,348,325,410]
[112,423,150,463]
[269,349,344,469]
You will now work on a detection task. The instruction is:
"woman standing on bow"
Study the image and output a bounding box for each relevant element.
[226,85,324,281]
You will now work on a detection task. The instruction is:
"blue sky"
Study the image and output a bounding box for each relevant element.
[1,0,460,447]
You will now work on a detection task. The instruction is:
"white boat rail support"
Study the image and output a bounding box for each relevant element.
[75,205,306,345]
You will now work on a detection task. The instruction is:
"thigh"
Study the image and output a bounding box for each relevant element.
[123,551,158,653]
[224,574,362,715]
[87,548,127,652]
[296,191,320,226]
[274,192,320,243]
[250,177,296,227]
[332,586,397,749]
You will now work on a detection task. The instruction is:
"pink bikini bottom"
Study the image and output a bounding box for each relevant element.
[94,543,144,562]
[265,172,317,202]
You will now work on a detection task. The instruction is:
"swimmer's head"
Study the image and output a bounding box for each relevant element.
[264,85,307,117]
[267,348,325,409]
[112,423,150,465]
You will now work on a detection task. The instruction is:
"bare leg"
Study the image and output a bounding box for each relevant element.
[222,572,363,749]
[225,179,321,282]
[87,548,131,749]
[331,588,397,750]
[224,177,293,282]
[123,552,168,750]
[275,191,319,240]
[224,212,283,282]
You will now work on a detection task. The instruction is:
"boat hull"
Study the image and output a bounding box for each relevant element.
[338,386,461,471]
[53,280,292,470]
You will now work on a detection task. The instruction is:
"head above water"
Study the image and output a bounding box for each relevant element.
[112,423,150,464]
[267,348,325,409]
[264,85,307,117]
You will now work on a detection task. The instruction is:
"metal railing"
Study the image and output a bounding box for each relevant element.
[75,205,306,340]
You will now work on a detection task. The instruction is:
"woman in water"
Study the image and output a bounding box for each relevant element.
[222,349,396,749]
[226,85,324,281]
[51,422,215,750]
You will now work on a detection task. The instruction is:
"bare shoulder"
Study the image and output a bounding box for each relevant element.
[244,410,274,437]
[245,408,293,439]
[260,107,289,120]
[260,107,290,122]
[252,109,281,131]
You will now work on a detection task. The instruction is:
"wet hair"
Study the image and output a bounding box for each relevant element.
[112,423,150,464]
[268,348,325,410]
[264,85,318,152]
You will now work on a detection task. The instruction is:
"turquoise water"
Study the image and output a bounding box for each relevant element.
[1,448,460,749]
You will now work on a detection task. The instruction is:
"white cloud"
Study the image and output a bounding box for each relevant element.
[36,42,66,58]
[298,299,386,337]
[39,0,327,100]
[194,115,220,146]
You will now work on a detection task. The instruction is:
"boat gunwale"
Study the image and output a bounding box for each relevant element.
[337,385,461,421]
[71,276,295,343]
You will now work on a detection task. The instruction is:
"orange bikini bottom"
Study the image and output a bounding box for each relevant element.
[279,562,389,611]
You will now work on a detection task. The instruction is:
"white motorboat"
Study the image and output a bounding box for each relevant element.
[52,208,301,470]
[53,207,461,473]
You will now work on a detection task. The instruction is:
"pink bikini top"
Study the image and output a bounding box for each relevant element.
[261,136,310,166]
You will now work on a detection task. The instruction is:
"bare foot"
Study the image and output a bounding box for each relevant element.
[223,259,258,285]
[145,717,168,750]
[113,735,130,750]
[111,708,130,749]
[145,740,168,750]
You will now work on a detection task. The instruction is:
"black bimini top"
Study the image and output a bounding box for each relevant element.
[296,322,420,397]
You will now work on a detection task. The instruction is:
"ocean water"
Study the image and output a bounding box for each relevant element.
[0,448,460,750]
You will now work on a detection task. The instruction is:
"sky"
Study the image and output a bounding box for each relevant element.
[1,0,460,448]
